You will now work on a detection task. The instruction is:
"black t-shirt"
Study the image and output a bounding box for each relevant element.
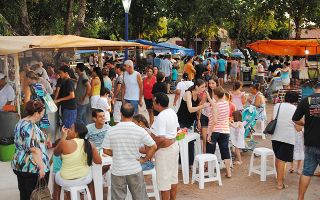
[58,78,76,110]
[268,63,282,73]
[195,64,206,80]
[152,82,167,95]
[109,68,116,80]
[292,93,320,147]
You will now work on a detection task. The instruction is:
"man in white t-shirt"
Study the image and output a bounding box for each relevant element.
[0,73,15,110]
[173,73,194,110]
[151,92,180,200]
[102,103,157,199]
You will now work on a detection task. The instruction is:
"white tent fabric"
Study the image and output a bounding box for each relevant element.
[0,35,148,55]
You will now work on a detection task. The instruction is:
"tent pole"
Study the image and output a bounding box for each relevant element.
[98,47,103,68]
[4,55,8,78]
[13,54,21,118]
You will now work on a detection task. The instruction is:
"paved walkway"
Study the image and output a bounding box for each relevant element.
[1,92,320,200]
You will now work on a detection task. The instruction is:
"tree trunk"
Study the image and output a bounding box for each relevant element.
[247,48,258,65]
[294,17,301,39]
[214,35,222,52]
[64,0,74,35]
[74,0,87,36]
[0,14,19,35]
[20,0,33,35]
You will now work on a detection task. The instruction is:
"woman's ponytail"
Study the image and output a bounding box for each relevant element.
[74,122,93,166]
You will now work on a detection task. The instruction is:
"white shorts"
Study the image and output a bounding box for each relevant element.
[155,142,179,191]
[91,95,100,109]
[282,78,290,86]
[55,170,92,188]
[113,101,122,123]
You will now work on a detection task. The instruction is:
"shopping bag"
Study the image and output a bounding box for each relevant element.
[30,178,51,200]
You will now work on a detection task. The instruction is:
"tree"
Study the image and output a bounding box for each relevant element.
[64,0,74,35]
[226,0,278,63]
[75,0,87,35]
[270,0,320,39]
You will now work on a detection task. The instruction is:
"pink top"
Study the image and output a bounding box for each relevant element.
[209,100,230,134]
[231,91,245,110]
[290,60,300,71]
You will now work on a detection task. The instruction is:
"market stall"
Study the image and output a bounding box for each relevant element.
[247,39,320,80]
[0,35,147,140]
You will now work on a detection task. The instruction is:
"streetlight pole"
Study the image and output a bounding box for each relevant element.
[122,0,131,61]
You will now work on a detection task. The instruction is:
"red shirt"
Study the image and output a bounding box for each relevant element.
[143,76,156,99]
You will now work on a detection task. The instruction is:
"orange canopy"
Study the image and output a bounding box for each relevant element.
[247,39,320,56]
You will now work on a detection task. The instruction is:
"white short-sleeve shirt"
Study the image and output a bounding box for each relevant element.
[0,83,15,110]
[151,108,180,139]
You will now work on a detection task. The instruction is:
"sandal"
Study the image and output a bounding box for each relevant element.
[289,169,294,173]
[277,184,288,190]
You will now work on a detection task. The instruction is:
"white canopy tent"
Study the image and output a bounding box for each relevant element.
[0,35,149,116]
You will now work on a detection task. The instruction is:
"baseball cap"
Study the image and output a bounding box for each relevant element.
[0,73,6,79]
[124,60,134,68]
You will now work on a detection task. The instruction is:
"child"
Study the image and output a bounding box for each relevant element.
[289,124,304,174]
[230,81,246,111]
[50,139,62,200]
[230,111,245,165]
[96,87,111,124]
[225,92,237,121]
[133,114,155,171]
[171,66,178,90]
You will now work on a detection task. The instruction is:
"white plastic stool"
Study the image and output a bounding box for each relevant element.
[143,168,160,200]
[253,120,266,139]
[61,185,92,200]
[191,154,222,189]
[248,147,276,181]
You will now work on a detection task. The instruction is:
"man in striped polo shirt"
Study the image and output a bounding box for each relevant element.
[102,103,157,199]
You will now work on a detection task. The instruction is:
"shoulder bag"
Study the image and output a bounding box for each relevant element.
[263,103,281,135]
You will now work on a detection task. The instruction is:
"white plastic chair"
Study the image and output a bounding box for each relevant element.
[191,154,222,189]
[60,185,92,200]
[143,168,160,200]
[248,147,276,181]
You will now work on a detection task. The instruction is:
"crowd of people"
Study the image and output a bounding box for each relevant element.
[5,51,319,200]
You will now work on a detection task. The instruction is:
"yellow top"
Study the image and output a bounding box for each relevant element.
[92,77,101,96]
[60,138,90,180]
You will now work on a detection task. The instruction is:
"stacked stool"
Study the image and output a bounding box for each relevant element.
[191,154,222,189]
[248,147,276,181]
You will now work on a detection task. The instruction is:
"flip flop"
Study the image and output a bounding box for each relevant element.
[277,184,288,190]
[289,169,294,173]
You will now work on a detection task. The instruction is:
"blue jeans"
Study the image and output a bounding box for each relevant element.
[302,146,320,176]
[76,103,89,124]
[62,108,77,128]
[125,99,139,115]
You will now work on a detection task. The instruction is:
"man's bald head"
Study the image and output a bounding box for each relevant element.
[121,103,135,118]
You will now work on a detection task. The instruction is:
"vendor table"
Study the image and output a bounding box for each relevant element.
[0,111,19,139]
[178,132,202,184]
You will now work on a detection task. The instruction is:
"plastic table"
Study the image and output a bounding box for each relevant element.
[178,132,202,184]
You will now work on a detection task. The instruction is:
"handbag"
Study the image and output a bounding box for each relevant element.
[43,93,58,113]
[30,178,51,200]
[263,103,281,135]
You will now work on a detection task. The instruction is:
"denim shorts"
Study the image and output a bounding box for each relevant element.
[302,146,320,176]
[141,161,154,171]
[125,99,139,115]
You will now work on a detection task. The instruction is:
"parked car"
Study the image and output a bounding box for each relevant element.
[231,49,251,59]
